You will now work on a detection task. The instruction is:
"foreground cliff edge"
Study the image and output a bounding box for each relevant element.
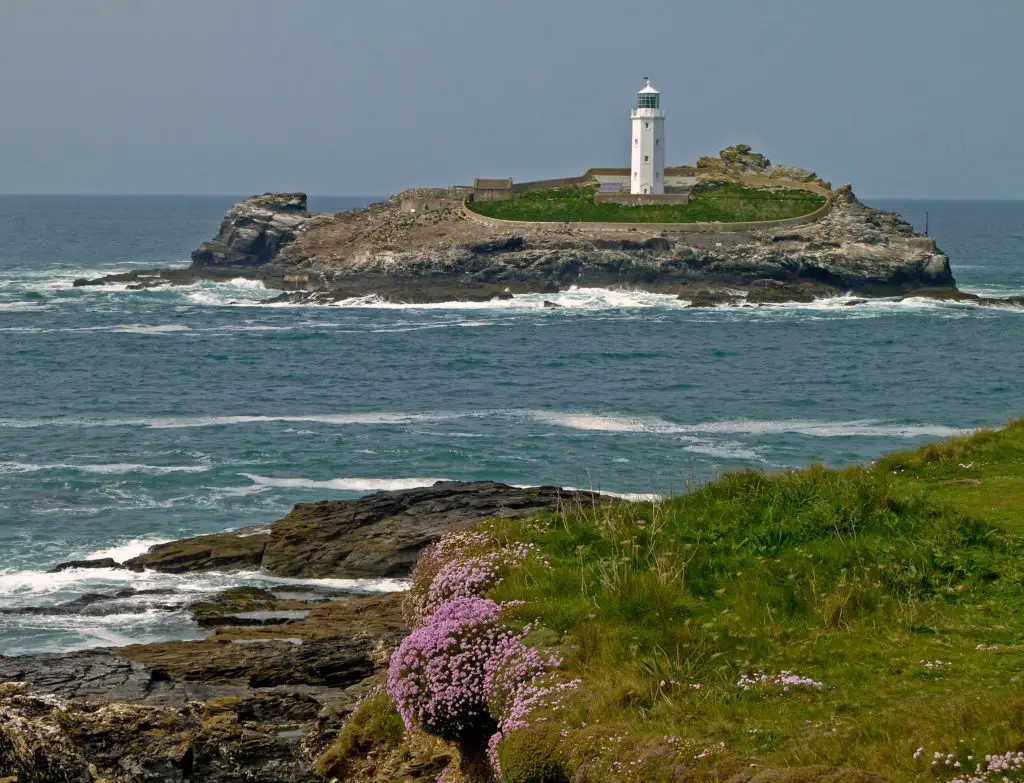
[75,146,1021,308]
[5,423,1024,781]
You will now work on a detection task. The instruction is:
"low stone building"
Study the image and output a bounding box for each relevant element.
[472,178,514,202]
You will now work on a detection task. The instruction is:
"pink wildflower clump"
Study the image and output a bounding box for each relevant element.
[404,532,540,627]
[737,670,823,693]
[482,631,578,775]
[387,597,511,742]
[922,747,1024,783]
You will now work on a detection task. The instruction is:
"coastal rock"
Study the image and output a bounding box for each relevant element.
[0,681,324,783]
[127,481,605,579]
[47,557,124,573]
[124,525,269,573]
[191,192,310,268]
[746,280,816,305]
[684,288,743,307]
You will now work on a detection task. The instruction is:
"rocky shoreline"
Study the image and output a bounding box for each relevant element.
[71,170,998,307]
[0,482,605,782]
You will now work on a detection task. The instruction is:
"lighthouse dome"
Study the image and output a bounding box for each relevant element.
[637,78,660,109]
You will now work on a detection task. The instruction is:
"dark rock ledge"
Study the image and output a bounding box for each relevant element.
[0,481,606,783]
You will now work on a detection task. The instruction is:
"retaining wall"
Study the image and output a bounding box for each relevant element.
[462,196,832,235]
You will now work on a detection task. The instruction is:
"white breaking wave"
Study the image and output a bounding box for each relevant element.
[0,562,407,609]
[521,411,967,439]
[0,411,466,430]
[108,324,192,334]
[0,461,212,475]
[240,473,450,492]
[0,409,968,439]
[183,278,271,307]
[0,301,53,311]
[85,537,171,562]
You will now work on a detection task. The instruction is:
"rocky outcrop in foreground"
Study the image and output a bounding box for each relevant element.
[0,482,604,783]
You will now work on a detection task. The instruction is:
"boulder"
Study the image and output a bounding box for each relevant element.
[47,557,124,573]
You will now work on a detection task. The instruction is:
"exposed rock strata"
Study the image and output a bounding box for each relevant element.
[126,480,603,578]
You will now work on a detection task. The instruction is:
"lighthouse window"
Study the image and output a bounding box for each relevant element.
[644,122,649,129]
[637,93,659,109]
[644,155,649,163]
[634,138,638,145]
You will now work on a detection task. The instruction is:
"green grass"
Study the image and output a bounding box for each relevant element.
[477,420,1024,781]
[467,182,826,224]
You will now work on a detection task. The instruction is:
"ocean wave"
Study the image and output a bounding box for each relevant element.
[0,409,968,439]
[240,473,450,492]
[183,278,271,307]
[520,411,967,439]
[85,537,172,562]
[0,561,406,610]
[0,461,212,475]
[108,324,193,334]
[0,301,53,312]
[0,411,466,429]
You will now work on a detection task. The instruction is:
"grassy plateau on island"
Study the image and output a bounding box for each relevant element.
[466,182,826,224]
[323,421,1024,783]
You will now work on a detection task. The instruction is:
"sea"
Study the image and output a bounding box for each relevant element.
[1,195,1022,655]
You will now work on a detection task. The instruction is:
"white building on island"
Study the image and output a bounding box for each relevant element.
[630,78,665,195]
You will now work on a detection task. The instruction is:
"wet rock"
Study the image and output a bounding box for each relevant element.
[746,280,816,305]
[125,525,269,574]
[47,557,125,573]
[685,288,743,308]
[543,300,562,308]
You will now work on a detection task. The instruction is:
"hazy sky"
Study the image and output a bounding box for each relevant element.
[1,1,1021,198]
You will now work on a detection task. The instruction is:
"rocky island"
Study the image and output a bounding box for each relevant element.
[73,145,991,308]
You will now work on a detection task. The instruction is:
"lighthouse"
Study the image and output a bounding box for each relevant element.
[630,78,665,195]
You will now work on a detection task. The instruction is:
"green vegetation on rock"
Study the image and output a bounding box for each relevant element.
[467,182,825,224]
[472,420,1024,781]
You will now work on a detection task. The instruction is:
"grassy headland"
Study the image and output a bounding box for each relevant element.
[324,421,1024,781]
[467,182,826,224]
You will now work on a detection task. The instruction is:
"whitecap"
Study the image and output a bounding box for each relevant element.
[108,324,192,334]
[0,301,53,312]
[240,473,450,492]
[0,461,211,475]
[520,410,967,439]
[85,537,172,562]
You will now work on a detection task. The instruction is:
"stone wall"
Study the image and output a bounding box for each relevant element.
[461,196,833,235]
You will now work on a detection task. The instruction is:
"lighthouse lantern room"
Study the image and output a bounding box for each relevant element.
[630,78,665,195]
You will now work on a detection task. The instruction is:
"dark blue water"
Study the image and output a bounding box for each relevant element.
[1,195,1022,653]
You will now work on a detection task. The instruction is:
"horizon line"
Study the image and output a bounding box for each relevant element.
[1,193,1023,202]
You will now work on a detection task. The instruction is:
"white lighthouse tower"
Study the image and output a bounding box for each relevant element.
[630,78,665,195]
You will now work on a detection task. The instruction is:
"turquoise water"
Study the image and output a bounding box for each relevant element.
[1,195,1023,653]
